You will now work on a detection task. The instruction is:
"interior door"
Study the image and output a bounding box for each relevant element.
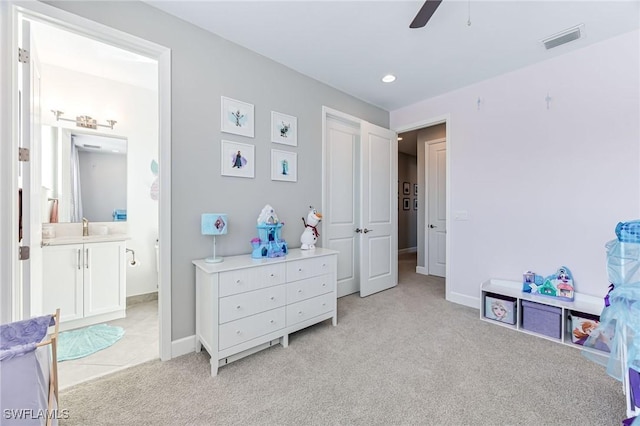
[325,117,360,297]
[359,122,398,297]
[427,141,446,277]
[19,19,43,318]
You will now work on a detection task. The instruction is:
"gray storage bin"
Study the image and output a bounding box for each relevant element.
[522,300,562,339]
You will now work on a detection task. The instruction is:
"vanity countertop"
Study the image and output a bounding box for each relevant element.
[42,234,130,246]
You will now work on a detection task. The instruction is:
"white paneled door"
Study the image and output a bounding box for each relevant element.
[20,20,44,318]
[359,121,397,297]
[323,109,397,298]
[325,117,360,297]
[427,141,446,277]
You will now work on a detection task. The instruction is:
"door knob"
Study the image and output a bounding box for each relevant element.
[429,224,437,228]
[355,228,362,233]
[363,228,372,233]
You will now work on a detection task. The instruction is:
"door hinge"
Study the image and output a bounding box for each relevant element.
[19,148,30,162]
[19,246,30,260]
[18,48,29,64]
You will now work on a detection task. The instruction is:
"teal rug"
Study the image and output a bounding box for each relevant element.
[57,324,125,361]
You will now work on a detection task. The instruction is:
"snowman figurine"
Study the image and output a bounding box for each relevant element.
[300,206,322,250]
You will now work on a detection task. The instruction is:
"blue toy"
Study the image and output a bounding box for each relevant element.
[523,266,575,301]
[251,204,288,259]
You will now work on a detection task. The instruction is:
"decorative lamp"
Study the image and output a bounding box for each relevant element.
[201,213,228,263]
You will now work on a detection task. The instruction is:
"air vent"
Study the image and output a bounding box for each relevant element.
[542,24,584,50]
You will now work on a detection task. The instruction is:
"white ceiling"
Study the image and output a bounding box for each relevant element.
[144,0,640,112]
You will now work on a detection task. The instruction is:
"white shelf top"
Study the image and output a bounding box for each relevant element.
[482,279,605,316]
[193,247,338,273]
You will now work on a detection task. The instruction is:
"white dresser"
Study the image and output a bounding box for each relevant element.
[193,248,338,376]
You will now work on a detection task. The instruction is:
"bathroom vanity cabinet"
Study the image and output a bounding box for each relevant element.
[42,238,126,331]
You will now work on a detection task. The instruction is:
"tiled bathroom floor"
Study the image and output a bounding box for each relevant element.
[57,300,159,390]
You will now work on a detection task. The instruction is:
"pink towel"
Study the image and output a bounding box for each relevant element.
[49,199,59,223]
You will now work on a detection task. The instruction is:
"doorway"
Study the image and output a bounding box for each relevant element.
[396,118,449,295]
[2,1,172,372]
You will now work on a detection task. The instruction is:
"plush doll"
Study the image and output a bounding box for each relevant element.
[300,207,322,250]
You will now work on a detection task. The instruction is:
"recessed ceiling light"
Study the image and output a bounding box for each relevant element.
[382,74,396,83]
[397,137,403,141]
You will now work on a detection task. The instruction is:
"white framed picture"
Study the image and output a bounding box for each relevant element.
[271,149,297,182]
[221,96,254,138]
[221,140,255,178]
[271,111,297,146]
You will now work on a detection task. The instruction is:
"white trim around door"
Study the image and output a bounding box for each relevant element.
[393,115,451,302]
[1,1,173,361]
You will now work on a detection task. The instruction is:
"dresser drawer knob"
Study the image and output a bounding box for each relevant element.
[322,263,327,267]
[322,283,326,287]
[270,296,275,300]
[236,330,241,335]
[298,311,303,315]
[270,273,275,277]
[236,279,241,284]
[322,303,326,307]
[298,268,303,272]
[236,305,241,310]
[270,319,274,324]
[297,289,302,293]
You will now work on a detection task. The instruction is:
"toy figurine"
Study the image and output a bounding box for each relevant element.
[300,206,322,250]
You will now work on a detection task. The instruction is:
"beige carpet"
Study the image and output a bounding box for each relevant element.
[59,253,626,425]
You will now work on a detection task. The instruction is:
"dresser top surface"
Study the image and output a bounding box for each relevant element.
[193,248,338,273]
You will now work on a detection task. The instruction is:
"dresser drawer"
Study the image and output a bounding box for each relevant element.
[286,275,333,304]
[286,292,334,327]
[219,307,286,350]
[219,285,286,324]
[286,256,333,282]
[220,263,286,297]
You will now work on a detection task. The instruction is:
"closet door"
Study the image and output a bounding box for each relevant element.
[359,122,397,297]
[323,109,397,298]
[325,117,360,297]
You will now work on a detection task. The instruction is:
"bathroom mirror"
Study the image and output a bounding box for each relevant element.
[42,125,127,223]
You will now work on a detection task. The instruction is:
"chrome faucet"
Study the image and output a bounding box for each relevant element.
[82,217,89,236]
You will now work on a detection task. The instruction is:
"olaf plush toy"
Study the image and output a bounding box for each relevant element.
[300,206,322,250]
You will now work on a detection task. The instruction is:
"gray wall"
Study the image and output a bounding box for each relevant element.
[48,1,389,341]
[398,152,417,250]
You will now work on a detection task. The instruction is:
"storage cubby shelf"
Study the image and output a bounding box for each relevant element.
[481,279,609,359]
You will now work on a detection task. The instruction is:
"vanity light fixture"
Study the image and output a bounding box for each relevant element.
[381,74,396,83]
[51,110,117,130]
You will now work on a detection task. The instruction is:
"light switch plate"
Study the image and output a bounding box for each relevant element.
[454,210,470,221]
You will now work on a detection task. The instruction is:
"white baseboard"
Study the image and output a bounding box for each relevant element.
[398,247,417,254]
[446,291,479,309]
[416,266,428,275]
[171,335,196,358]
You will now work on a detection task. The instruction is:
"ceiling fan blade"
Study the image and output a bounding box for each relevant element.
[410,0,443,29]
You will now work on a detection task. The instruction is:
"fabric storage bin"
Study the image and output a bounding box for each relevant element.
[569,311,611,352]
[522,300,561,339]
[484,293,516,324]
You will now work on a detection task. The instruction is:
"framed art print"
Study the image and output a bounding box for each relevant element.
[271,111,297,146]
[414,198,418,210]
[221,140,255,178]
[414,184,418,196]
[403,198,410,210]
[403,182,411,195]
[271,149,297,182]
[221,96,254,138]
